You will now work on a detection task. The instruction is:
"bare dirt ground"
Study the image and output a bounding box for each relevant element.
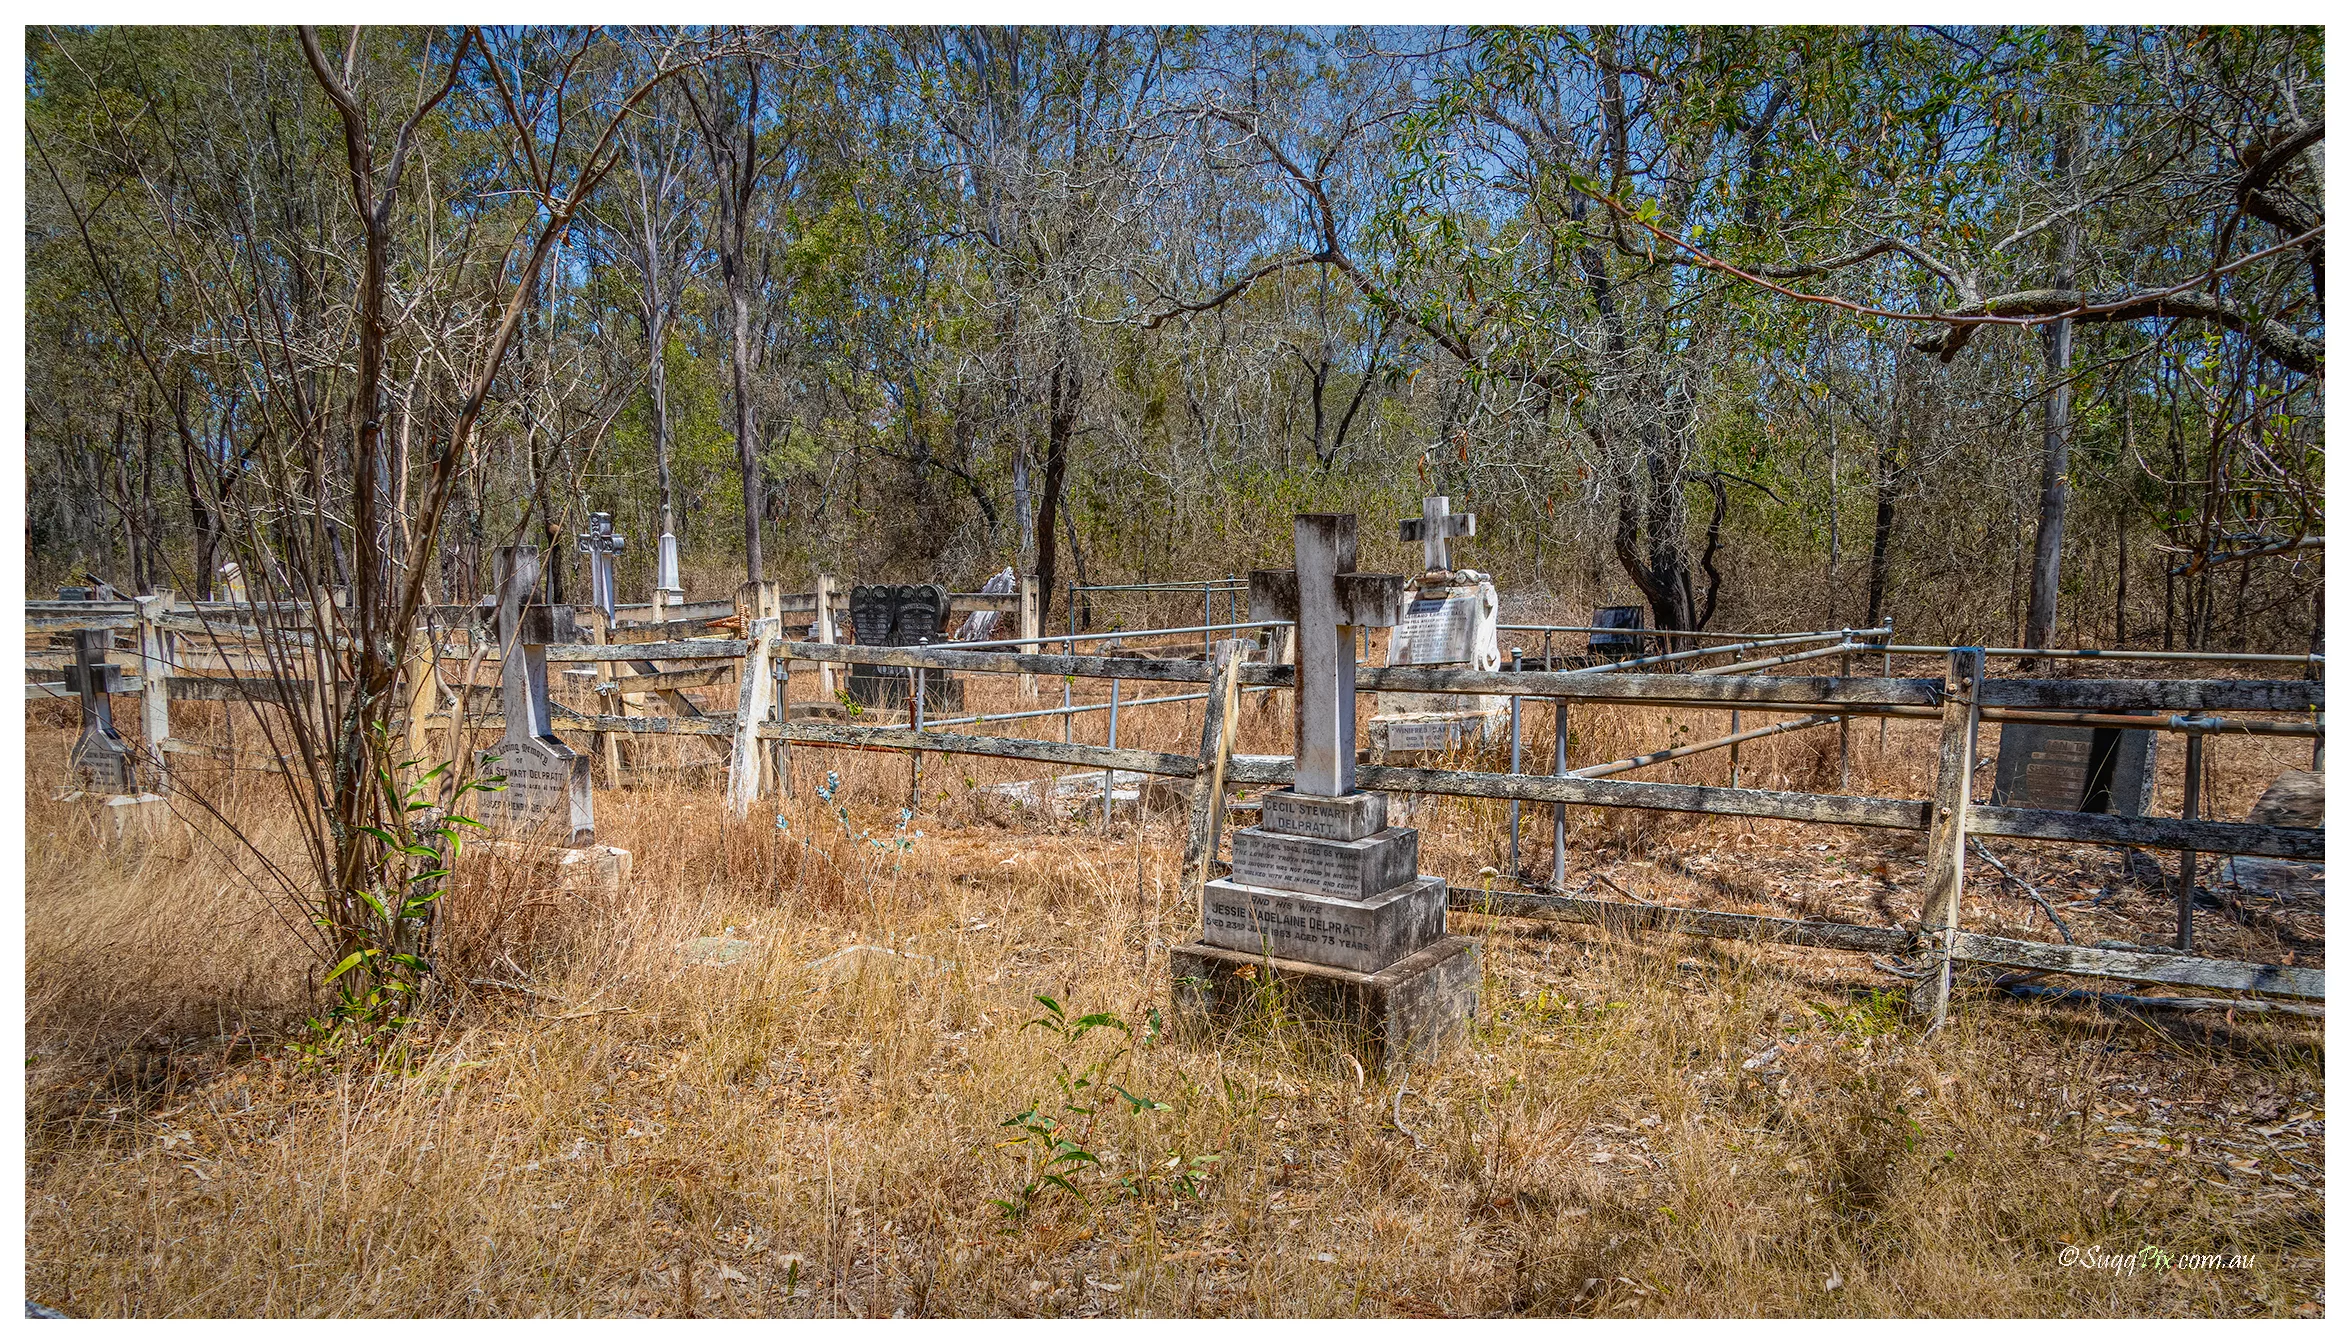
[22,664,2324,1317]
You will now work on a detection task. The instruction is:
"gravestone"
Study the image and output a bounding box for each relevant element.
[1588,605,1648,658]
[953,566,1018,643]
[577,511,627,622]
[1990,724,2158,816]
[845,582,962,712]
[474,547,595,847]
[1171,513,1480,1066]
[58,627,173,842]
[1370,497,1505,761]
[655,531,685,602]
[63,629,136,795]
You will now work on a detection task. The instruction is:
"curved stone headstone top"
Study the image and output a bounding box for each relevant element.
[1387,570,1500,671]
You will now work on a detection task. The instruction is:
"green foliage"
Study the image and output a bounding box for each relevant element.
[989,996,1215,1224]
[295,728,496,1056]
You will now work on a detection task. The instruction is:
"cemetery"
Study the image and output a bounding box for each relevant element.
[21,22,2324,1322]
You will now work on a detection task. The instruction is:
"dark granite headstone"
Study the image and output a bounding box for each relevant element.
[846,583,962,712]
[1991,724,2157,817]
[1588,605,1647,657]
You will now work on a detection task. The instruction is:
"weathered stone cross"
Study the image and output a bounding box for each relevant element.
[1250,515,1406,797]
[63,628,137,794]
[578,511,628,622]
[475,546,594,847]
[1398,495,1476,574]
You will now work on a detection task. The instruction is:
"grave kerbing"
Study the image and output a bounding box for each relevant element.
[1171,513,1480,1067]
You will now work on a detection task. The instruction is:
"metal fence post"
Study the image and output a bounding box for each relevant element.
[2178,725,2204,951]
[1552,694,1568,891]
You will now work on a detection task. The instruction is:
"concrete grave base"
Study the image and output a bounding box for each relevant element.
[1198,874,1447,974]
[1169,934,1481,1069]
[57,790,177,846]
[468,838,634,901]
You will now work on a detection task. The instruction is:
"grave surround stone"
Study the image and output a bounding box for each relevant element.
[474,547,595,848]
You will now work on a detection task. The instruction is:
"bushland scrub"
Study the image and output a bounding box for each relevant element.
[23,660,2323,1317]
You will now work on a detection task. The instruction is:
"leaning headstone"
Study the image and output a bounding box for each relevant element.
[1990,724,2157,816]
[473,547,596,848]
[1171,513,1481,1067]
[58,628,172,842]
[953,566,1018,643]
[1370,497,1505,762]
[846,582,962,712]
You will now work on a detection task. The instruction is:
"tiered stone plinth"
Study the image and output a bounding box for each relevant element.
[1173,788,1478,1065]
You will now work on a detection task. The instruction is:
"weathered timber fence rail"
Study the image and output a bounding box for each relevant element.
[31,603,2323,1017]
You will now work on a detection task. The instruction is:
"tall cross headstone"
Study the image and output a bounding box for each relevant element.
[1178,511,1480,1065]
[1399,496,1476,575]
[1248,514,1406,796]
[64,628,137,795]
[578,511,627,623]
[475,547,594,847]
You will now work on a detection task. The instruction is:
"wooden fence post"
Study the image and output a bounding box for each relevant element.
[1178,645,1243,904]
[729,582,779,817]
[134,590,173,795]
[403,617,442,783]
[814,572,839,702]
[585,607,624,783]
[1018,573,1040,699]
[1913,647,1985,1028]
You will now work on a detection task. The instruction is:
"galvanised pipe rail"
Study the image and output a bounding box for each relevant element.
[1574,712,1846,780]
[1883,644,2322,666]
[917,682,1280,729]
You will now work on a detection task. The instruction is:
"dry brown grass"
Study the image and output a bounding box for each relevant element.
[22,668,2324,1317]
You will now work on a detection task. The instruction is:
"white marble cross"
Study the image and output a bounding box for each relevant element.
[577,511,628,622]
[1398,495,1477,573]
[1249,514,1406,796]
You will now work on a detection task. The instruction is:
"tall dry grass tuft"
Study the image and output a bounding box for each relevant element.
[22,658,2323,1317]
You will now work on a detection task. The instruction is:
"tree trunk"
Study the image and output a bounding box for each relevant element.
[2022,124,2081,662]
[729,274,763,581]
[1031,352,1077,631]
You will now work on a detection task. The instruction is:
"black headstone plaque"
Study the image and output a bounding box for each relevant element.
[1991,724,2157,816]
[846,583,963,711]
[1588,605,1648,657]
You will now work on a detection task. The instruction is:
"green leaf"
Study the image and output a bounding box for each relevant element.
[324,951,367,984]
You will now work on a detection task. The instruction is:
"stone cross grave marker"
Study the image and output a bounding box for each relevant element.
[578,511,628,622]
[1249,514,1407,796]
[1398,495,1476,574]
[63,628,137,794]
[475,546,594,847]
